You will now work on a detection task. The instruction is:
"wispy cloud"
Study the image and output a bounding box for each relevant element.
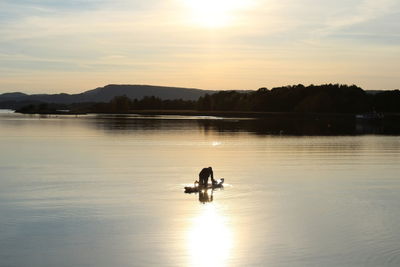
[321,0,399,33]
[0,0,399,92]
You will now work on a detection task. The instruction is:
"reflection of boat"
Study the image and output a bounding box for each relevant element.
[355,111,384,121]
[184,178,224,194]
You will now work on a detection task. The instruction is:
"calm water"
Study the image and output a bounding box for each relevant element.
[1,111,400,267]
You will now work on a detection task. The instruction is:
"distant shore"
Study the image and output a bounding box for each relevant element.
[14,108,400,120]
[15,109,357,118]
[7,84,400,117]
[15,110,88,115]
[110,109,358,119]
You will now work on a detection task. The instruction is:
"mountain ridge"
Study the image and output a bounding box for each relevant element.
[0,84,217,109]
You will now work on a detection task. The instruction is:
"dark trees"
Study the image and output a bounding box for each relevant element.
[15,84,399,114]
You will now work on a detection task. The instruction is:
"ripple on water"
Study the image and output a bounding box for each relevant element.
[365,247,400,266]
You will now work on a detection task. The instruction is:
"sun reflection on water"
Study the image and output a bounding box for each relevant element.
[212,141,222,146]
[186,205,233,267]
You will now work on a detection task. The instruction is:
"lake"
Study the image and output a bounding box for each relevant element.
[0,110,400,266]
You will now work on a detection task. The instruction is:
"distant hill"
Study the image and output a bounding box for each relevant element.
[7,83,400,114]
[80,84,216,102]
[0,84,216,109]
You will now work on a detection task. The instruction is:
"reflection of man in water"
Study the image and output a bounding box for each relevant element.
[199,167,215,186]
[199,189,213,203]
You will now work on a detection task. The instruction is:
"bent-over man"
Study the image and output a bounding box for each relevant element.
[199,167,215,186]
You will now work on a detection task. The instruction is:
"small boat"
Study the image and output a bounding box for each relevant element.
[355,111,384,120]
[184,178,224,193]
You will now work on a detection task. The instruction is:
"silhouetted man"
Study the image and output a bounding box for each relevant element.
[199,167,215,186]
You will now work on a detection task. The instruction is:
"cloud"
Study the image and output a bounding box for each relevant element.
[314,0,400,38]
[0,0,399,92]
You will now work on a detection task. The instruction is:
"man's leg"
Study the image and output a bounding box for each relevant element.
[199,174,205,186]
[204,176,209,186]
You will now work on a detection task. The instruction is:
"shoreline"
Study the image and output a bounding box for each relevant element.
[11,109,400,120]
[14,109,357,118]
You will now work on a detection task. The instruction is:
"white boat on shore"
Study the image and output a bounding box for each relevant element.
[355,111,384,120]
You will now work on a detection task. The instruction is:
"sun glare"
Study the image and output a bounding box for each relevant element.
[187,205,233,266]
[182,0,251,28]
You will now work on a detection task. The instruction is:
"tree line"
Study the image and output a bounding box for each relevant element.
[16,84,400,114]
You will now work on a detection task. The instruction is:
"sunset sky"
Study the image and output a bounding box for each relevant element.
[0,0,399,93]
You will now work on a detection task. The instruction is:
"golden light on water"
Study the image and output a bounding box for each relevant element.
[186,205,233,266]
[212,141,222,146]
[182,0,252,28]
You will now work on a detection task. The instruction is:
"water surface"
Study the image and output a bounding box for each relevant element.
[0,111,399,266]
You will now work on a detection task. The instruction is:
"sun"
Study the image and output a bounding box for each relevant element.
[182,0,251,28]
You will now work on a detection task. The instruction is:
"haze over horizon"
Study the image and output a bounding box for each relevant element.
[1,0,399,94]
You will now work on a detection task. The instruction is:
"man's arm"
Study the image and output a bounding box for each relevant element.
[210,169,216,183]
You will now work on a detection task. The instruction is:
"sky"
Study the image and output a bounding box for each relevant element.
[0,0,399,93]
